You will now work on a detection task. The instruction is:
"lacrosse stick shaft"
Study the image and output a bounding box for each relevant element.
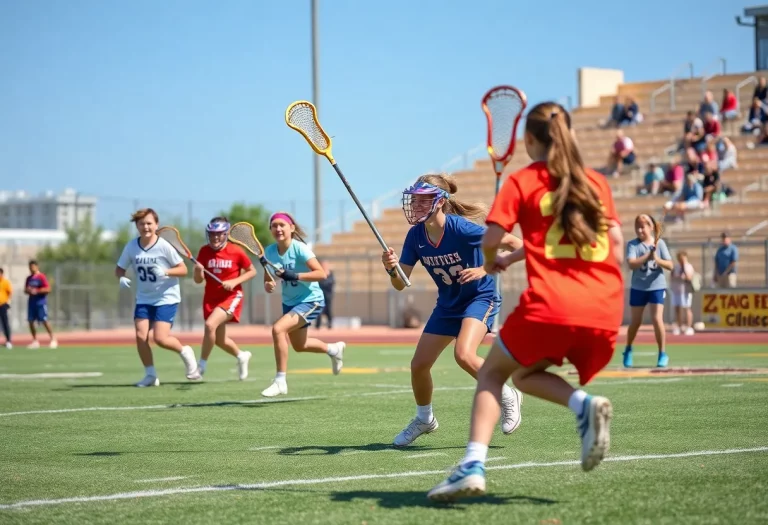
[190,256,224,284]
[329,162,411,287]
[492,174,503,334]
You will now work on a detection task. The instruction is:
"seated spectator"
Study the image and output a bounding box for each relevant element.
[619,97,643,126]
[606,130,636,177]
[742,97,767,134]
[638,162,665,195]
[753,76,767,103]
[717,137,738,172]
[659,160,685,195]
[721,89,739,120]
[663,173,703,221]
[703,111,721,140]
[699,90,720,120]
[602,96,624,128]
[684,112,707,152]
[701,162,721,204]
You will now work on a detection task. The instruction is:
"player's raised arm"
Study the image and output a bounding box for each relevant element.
[165,261,188,278]
[193,247,206,284]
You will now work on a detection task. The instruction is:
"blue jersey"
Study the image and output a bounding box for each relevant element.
[264,240,325,307]
[400,214,497,311]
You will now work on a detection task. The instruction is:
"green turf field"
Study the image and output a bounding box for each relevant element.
[1,342,767,524]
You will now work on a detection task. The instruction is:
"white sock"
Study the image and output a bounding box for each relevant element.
[461,441,488,466]
[326,343,339,357]
[501,383,513,399]
[145,365,156,377]
[568,389,588,417]
[198,359,207,372]
[416,404,433,423]
[275,372,287,383]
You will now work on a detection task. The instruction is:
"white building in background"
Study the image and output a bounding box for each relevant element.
[0,188,97,230]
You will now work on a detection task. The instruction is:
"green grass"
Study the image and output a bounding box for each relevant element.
[1,342,768,524]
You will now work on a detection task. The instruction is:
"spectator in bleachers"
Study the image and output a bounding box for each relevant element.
[700,161,721,205]
[753,76,767,102]
[683,111,707,153]
[714,232,738,288]
[602,96,624,128]
[619,96,643,126]
[717,137,738,172]
[606,130,636,177]
[670,250,696,336]
[699,91,719,120]
[638,162,664,195]
[662,173,703,221]
[659,160,685,195]
[721,89,739,121]
[703,111,721,140]
[741,97,767,134]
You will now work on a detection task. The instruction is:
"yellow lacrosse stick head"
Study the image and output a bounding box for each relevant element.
[285,100,335,163]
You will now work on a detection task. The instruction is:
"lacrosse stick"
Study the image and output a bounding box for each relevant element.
[227,222,277,284]
[482,85,528,195]
[157,226,223,284]
[285,100,411,287]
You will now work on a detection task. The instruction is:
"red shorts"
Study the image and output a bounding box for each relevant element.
[203,291,244,323]
[498,318,617,385]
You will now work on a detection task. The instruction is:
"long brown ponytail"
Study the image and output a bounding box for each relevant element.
[525,102,605,246]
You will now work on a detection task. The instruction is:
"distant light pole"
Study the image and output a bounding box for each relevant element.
[311,0,322,243]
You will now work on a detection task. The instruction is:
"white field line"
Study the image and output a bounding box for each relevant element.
[1,446,766,510]
[249,446,281,452]
[0,378,692,419]
[134,476,190,483]
[405,452,447,459]
[721,384,743,388]
[0,372,103,379]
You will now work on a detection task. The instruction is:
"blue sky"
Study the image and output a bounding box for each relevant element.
[0,0,754,236]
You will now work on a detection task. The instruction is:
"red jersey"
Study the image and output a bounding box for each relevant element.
[196,243,252,300]
[487,161,624,332]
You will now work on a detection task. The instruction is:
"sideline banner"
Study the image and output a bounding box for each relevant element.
[701,289,768,331]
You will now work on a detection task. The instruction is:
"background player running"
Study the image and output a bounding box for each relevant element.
[187,217,256,381]
[115,208,197,387]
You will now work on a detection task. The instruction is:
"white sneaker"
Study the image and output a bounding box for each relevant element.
[672,326,681,336]
[577,395,612,472]
[329,342,345,375]
[179,346,197,376]
[684,326,695,336]
[261,380,288,397]
[187,368,203,381]
[49,339,58,349]
[393,416,439,447]
[500,386,523,434]
[27,340,40,349]
[135,375,160,388]
[237,351,252,380]
[4,342,11,349]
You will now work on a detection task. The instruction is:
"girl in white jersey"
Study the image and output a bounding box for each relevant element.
[260,211,346,397]
[115,208,197,387]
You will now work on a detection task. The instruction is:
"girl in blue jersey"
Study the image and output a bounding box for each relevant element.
[261,211,346,397]
[382,173,525,446]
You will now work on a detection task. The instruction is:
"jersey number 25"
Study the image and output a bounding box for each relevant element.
[539,192,609,262]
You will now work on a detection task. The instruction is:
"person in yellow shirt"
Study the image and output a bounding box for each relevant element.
[0,267,11,349]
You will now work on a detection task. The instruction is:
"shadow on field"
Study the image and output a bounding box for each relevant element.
[278,443,502,456]
[64,382,209,389]
[329,490,557,509]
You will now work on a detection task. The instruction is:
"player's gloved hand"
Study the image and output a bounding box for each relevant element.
[119,277,131,289]
[278,269,299,282]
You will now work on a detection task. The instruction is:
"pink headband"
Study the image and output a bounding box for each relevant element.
[270,213,293,225]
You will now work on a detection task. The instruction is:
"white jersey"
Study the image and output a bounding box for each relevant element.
[117,237,183,306]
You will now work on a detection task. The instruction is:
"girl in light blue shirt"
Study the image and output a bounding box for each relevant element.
[623,214,674,369]
[261,212,346,398]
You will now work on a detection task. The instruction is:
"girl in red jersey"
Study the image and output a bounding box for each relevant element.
[429,102,626,502]
[187,217,257,381]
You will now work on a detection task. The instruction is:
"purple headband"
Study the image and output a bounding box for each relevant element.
[270,213,294,225]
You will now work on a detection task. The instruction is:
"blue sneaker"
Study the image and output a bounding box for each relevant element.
[657,352,669,368]
[576,395,613,472]
[427,460,486,501]
[622,346,633,367]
